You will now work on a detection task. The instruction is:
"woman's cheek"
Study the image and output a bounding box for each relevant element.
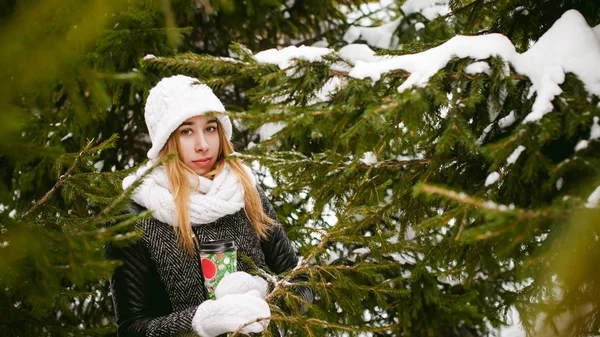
[178,137,194,156]
[207,133,219,147]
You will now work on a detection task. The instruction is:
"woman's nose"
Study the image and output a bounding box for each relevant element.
[195,134,209,152]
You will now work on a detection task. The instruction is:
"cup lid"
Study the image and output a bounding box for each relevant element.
[198,239,236,254]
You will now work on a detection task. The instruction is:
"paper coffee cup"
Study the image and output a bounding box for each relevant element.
[199,239,237,300]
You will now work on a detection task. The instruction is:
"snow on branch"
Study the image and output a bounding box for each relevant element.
[399,0,450,20]
[343,0,450,49]
[586,186,600,208]
[349,34,515,86]
[574,116,600,152]
[253,45,332,75]
[254,10,600,124]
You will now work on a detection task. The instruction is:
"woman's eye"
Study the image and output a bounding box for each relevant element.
[180,129,192,135]
[206,126,217,133]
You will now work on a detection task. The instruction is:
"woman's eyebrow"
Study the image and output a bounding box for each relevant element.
[179,118,217,128]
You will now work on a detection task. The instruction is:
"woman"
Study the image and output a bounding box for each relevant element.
[107,75,312,337]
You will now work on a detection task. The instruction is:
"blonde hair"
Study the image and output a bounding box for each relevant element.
[159,118,275,255]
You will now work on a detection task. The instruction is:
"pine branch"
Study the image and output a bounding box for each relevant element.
[230,315,398,337]
[454,209,467,240]
[90,157,167,224]
[376,158,430,168]
[228,107,336,121]
[22,138,95,219]
[239,152,429,170]
[282,316,398,333]
[229,316,271,337]
[416,183,554,219]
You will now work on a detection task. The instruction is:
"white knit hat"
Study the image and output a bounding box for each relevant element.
[144,75,232,159]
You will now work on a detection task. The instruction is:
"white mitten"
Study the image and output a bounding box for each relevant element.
[215,271,269,299]
[192,290,271,337]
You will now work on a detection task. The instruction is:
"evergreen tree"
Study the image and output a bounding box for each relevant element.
[0,0,368,335]
[145,0,600,336]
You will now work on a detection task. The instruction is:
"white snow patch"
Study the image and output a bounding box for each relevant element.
[338,44,384,64]
[575,116,600,151]
[465,61,491,75]
[343,26,362,45]
[507,145,526,165]
[322,202,338,226]
[360,151,378,165]
[353,247,371,255]
[60,133,72,142]
[254,45,333,71]
[556,177,564,190]
[484,200,498,209]
[347,10,600,123]
[310,77,342,104]
[594,24,600,39]
[519,11,600,122]
[499,307,526,337]
[343,19,401,49]
[250,160,277,189]
[477,123,493,144]
[94,160,104,172]
[585,186,600,208]
[439,104,450,119]
[590,116,600,140]
[415,22,425,31]
[342,0,396,26]
[341,0,399,48]
[263,93,291,105]
[253,10,599,128]
[258,122,286,142]
[498,110,517,129]
[401,0,450,21]
[349,33,517,91]
[485,171,500,186]
[311,39,329,48]
[143,54,156,60]
[397,122,408,133]
[575,140,589,152]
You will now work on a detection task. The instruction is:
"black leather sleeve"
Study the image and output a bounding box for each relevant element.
[105,209,197,337]
[257,188,314,313]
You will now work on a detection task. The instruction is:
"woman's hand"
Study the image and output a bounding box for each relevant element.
[214,271,269,299]
[192,290,270,337]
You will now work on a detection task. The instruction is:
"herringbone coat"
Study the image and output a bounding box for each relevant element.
[107,190,310,337]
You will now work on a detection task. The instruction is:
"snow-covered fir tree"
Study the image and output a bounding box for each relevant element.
[1,0,599,336]
[144,0,600,336]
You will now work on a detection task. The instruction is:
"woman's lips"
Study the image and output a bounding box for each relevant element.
[192,158,212,166]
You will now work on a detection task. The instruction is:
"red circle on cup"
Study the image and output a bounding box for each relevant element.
[201,258,217,279]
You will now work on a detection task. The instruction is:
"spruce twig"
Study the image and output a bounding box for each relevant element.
[417,183,553,219]
[22,139,95,219]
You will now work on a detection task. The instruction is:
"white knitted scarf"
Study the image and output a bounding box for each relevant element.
[122,162,250,226]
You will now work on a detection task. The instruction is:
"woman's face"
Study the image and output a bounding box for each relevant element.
[176,115,221,176]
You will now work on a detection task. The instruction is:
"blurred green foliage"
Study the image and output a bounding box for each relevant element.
[0,0,369,335]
